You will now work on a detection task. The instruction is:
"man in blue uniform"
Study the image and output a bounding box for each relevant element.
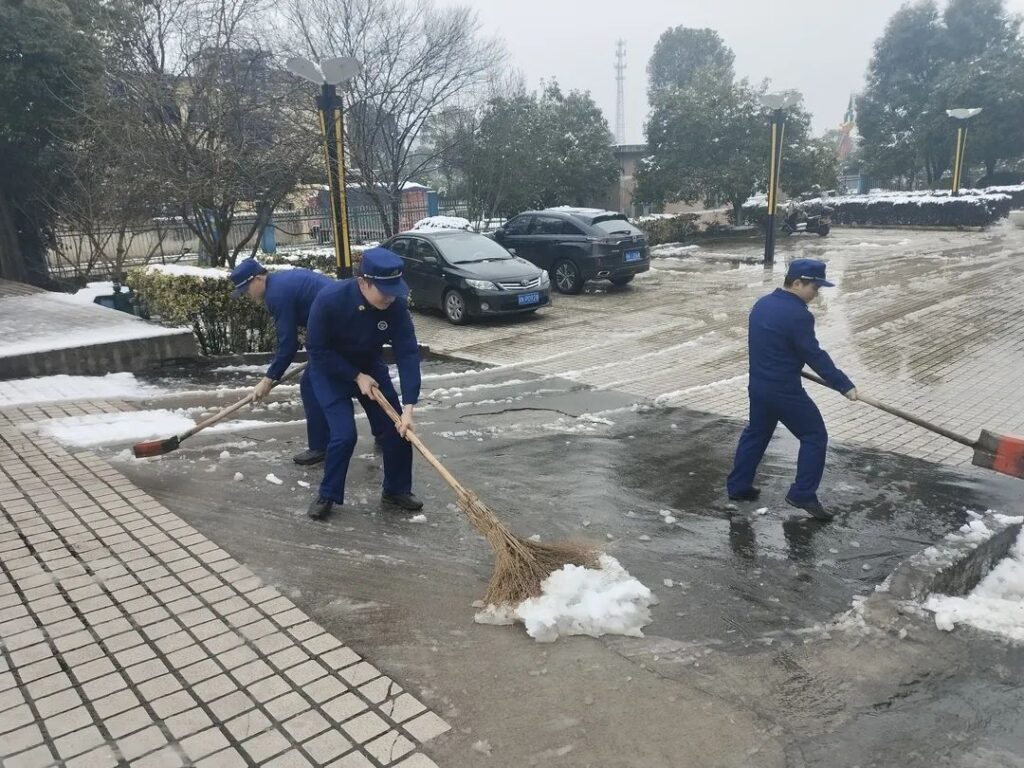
[303,248,423,520]
[726,259,857,521]
[230,259,334,466]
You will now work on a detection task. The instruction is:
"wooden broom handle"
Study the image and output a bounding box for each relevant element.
[369,386,469,496]
[182,362,308,440]
[800,370,975,447]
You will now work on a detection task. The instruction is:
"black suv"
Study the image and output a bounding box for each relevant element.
[492,207,650,294]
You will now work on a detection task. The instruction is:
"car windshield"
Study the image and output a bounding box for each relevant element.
[436,234,513,264]
[591,216,643,236]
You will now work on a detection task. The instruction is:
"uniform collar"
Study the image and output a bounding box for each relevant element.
[774,287,806,305]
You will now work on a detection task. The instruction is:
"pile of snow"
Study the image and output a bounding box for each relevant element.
[36,410,195,447]
[0,372,160,407]
[474,555,653,643]
[32,409,304,448]
[926,527,1024,642]
[68,282,118,306]
[413,216,472,231]
[147,263,229,279]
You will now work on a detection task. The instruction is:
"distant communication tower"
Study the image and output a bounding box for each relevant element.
[614,39,626,145]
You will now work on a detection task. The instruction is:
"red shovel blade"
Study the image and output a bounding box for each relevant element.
[973,430,1024,480]
[132,436,181,458]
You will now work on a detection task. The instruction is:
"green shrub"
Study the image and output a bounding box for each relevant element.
[126,267,275,355]
[633,213,701,245]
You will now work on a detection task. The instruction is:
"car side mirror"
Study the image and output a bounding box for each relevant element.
[507,248,517,256]
[494,228,505,239]
[422,255,438,265]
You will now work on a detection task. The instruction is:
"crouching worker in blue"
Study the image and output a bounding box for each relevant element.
[230,259,333,466]
[304,248,423,520]
[726,259,857,521]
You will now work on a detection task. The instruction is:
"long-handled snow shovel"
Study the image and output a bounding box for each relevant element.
[132,363,308,458]
[801,371,1024,479]
[369,386,598,605]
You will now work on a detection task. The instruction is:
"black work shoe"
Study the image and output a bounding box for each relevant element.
[381,492,423,511]
[728,487,761,502]
[307,497,333,520]
[293,449,326,466]
[785,496,833,522]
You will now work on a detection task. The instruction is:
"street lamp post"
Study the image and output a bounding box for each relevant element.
[946,108,982,197]
[759,93,799,266]
[286,55,362,278]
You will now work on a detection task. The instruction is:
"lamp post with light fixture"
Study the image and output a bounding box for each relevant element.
[286,56,362,277]
[759,92,800,265]
[946,108,982,196]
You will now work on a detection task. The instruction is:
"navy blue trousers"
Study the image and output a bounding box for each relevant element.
[310,362,412,504]
[726,386,828,503]
[299,368,329,453]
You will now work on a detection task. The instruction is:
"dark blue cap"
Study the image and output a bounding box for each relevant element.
[359,248,409,299]
[229,258,266,298]
[786,258,835,287]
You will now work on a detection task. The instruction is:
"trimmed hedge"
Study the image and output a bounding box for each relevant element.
[126,267,276,356]
[742,190,1013,228]
[633,213,700,245]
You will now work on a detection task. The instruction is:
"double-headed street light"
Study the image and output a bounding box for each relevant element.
[946,108,982,197]
[286,55,362,277]
[759,92,800,266]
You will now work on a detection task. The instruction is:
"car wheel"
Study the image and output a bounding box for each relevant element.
[443,289,469,325]
[609,275,634,287]
[553,258,583,294]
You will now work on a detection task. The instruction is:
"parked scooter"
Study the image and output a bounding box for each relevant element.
[782,200,832,236]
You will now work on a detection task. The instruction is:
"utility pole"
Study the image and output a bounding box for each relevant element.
[614,39,626,145]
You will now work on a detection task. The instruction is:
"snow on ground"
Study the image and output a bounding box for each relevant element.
[32,409,304,448]
[474,555,653,642]
[413,216,472,231]
[0,372,160,407]
[0,293,190,358]
[68,282,118,305]
[211,364,268,374]
[925,527,1024,642]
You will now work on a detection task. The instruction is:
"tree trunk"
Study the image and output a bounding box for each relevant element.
[732,201,745,226]
[0,189,27,284]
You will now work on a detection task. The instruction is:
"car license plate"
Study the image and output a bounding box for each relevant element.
[625,250,642,262]
[517,292,540,306]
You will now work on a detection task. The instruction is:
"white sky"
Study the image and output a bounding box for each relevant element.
[457,0,1024,142]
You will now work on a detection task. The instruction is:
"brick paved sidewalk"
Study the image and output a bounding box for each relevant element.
[0,428,449,768]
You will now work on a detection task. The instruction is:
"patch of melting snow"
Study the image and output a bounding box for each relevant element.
[265,473,283,485]
[474,555,653,643]
[925,524,1024,641]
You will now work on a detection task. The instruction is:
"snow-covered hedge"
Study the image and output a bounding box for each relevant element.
[262,243,376,273]
[742,189,1014,228]
[632,212,701,245]
[127,265,276,356]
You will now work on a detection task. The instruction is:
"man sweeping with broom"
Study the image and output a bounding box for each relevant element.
[726,259,857,521]
[303,248,424,520]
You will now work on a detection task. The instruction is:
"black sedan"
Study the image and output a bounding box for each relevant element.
[383,230,551,324]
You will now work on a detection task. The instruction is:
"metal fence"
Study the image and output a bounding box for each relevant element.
[46,197,475,282]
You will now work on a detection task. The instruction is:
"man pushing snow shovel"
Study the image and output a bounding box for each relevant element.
[229,258,335,466]
[726,258,858,521]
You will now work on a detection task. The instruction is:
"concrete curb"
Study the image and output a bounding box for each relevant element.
[863,511,1022,628]
[0,331,198,379]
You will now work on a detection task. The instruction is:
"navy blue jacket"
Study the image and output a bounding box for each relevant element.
[306,279,421,405]
[263,268,335,381]
[748,288,854,394]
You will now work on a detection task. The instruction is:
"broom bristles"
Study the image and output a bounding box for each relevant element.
[455,490,600,606]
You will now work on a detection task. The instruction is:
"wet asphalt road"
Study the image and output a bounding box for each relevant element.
[96,352,1024,768]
